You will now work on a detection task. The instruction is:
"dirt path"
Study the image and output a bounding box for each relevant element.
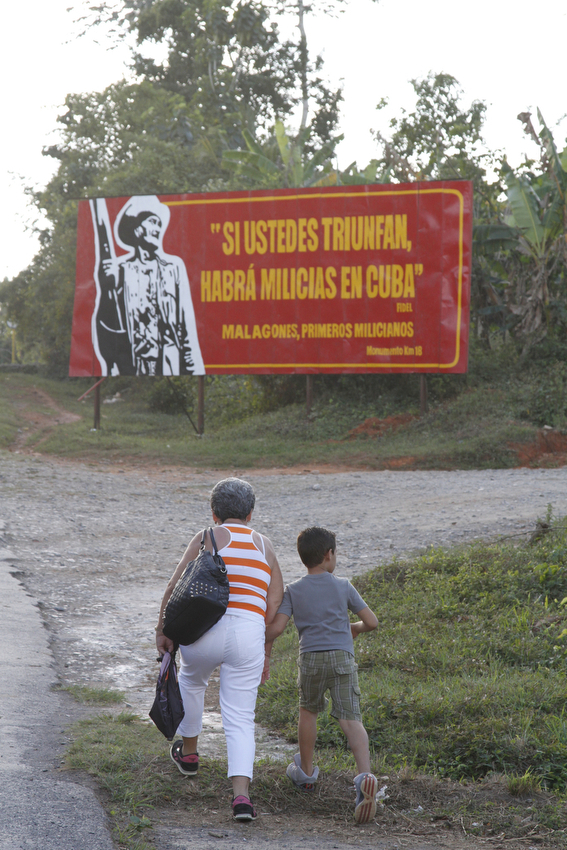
[2,447,567,848]
[10,385,82,451]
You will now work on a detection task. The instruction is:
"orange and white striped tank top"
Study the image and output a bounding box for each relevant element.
[218,524,271,621]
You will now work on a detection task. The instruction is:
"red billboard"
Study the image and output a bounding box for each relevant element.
[70,181,472,377]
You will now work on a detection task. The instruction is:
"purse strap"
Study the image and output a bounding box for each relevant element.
[200,527,227,573]
[208,526,220,555]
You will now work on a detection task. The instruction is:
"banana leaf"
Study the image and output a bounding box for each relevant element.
[503,167,546,256]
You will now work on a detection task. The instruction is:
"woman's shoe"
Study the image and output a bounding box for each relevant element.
[231,795,257,821]
[170,740,199,776]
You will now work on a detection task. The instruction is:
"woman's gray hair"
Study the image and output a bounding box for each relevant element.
[210,477,256,522]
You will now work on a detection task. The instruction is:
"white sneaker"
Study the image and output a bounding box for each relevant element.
[353,772,378,823]
[286,753,319,791]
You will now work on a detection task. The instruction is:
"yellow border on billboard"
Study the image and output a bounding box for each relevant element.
[164,187,467,371]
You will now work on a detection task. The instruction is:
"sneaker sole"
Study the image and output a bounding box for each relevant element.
[233,812,257,822]
[288,779,316,791]
[355,775,378,824]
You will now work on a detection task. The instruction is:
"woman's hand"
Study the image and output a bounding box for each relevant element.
[260,654,270,685]
[156,632,175,655]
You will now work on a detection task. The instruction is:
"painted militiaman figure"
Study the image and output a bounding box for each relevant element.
[91,195,205,376]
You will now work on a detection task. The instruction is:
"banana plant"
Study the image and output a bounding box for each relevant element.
[222,119,340,188]
[500,111,567,338]
[474,112,567,342]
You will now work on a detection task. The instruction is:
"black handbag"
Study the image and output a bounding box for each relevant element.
[162,527,229,646]
[149,650,185,740]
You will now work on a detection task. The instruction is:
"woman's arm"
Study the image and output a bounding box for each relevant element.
[262,535,284,625]
[259,534,284,683]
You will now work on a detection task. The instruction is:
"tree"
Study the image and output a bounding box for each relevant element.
[80,0,342,151]
[463,111,567,349]
[219,0,350,188]
[0,214,78,373]
[373,72,489,184]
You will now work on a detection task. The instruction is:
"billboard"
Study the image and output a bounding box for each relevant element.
[70,181,472,377]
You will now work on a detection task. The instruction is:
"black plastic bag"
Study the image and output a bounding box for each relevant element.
[149,650,185,740]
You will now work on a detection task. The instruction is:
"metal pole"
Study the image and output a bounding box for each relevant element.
[94,382,101,430]
[306,375,313,416]
[198,375,205,435]
[420,374,428,415]
[77,376,106,402]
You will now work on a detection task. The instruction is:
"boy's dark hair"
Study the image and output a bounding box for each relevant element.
[297,526,336,568]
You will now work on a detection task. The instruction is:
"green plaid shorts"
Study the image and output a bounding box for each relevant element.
[298,650,362,721]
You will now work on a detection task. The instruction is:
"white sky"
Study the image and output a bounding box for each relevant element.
[1,0,565,280]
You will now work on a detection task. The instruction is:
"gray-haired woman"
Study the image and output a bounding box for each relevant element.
[156,478,283,821]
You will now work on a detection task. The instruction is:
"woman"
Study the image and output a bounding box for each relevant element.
[155,477,283,821]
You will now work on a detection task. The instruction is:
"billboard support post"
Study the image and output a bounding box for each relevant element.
[94,382,101,430]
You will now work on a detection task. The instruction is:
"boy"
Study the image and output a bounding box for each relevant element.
[265,526,379,824]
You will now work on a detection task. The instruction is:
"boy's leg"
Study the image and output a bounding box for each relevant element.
[337,719,371,775]
[338,719,378,823]
[298,707,318,777]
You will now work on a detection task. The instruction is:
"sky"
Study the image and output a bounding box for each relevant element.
[1,0,566,281]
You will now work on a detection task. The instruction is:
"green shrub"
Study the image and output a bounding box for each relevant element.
[520,361,567,428]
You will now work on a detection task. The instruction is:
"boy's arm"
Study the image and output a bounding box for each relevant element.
[351,606,378,639]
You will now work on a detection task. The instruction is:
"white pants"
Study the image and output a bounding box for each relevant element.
[177,613,265,779]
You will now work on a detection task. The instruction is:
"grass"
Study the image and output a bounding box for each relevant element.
[0,359,548,471]
[59,685,126,705]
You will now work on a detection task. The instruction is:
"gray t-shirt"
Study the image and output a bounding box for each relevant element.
[277,572,367,654]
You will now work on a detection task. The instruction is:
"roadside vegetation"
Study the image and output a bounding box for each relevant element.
[2,337,567,471]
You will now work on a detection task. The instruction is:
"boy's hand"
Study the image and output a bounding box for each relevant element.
[261,654,270,684]
[352,607,378,639]
[350,620,366,640]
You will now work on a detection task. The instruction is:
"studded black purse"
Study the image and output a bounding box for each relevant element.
[162,527,229,646]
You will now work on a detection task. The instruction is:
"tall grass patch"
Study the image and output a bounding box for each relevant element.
[258,513,567,789]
